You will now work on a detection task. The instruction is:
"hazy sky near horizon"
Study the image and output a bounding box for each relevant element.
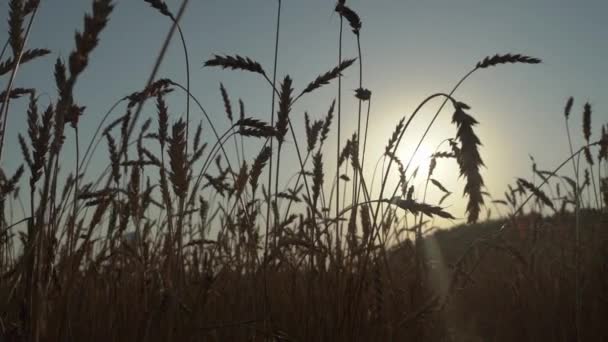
[2,0,607,226]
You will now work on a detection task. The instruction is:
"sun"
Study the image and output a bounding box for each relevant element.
[406,143,434,177]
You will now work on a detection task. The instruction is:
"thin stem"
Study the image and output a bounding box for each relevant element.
[263,0,281,331]
[265,0,281,254]
[175,23,191,158]
[71,126,80,253]
[336,15,343,260]
[124,0,189,158]
[353,34,363,206]
[357,98,371,204]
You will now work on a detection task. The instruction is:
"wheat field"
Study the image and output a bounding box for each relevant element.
[0,0,607,341]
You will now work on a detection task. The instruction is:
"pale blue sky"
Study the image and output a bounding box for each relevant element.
[2,0,607,225]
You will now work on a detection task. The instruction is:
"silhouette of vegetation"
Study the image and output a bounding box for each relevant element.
[0,0,606,341]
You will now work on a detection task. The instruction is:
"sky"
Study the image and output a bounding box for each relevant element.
[2,0,607,227]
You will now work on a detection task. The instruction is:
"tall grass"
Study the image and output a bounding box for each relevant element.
[0,0,607,341]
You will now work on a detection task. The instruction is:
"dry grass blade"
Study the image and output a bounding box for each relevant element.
[476,53,541,69]
[203,54,266,76]
[299,58,356,96]
[438,192,452,206]
[430,179,449,194]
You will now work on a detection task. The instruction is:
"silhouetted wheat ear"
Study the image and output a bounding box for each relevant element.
[300,58,356,96]
[476,53,541,69]
[338,137,353,167]
[168,120,188,198]
[0,48,51,76]
[0,88,35,103]
[312,151,324,205]
[203,55,266,76]
[583,102,591,142]
[23,0,39,15]
[309,120,323,152]
[127,78,173,105]
[156,93,169,147]
[144,0,173,18]
[599,125,607,161]
[602,178,608,207]
[238,99,245,122]
[249,146,272,193]
[193,121,202,151]
[232,162,248,199]
[584,147,594,166]
[8,0,24,57]
[354,88,371,101]
[452,104,484,223]
[389,198,454,219]
[68,0,114,78]
[219,83,233,122]
[335,4,362,35]
[105,133,120,184]
[517,178,555,210]
[305,112,323,152]
[237,118,276,138]
[564,97,574,119]
[320,100,335,145]
[25,95,47,186]
[385,116,405,155]
[349,133,360,169]
[276,75,293,144]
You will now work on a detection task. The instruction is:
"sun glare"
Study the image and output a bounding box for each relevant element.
[406,144,434,177]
